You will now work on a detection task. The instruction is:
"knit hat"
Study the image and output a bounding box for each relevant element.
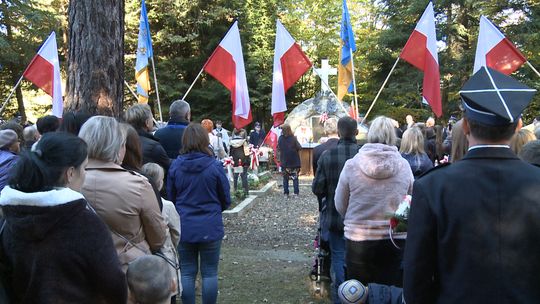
[0,129,18,149]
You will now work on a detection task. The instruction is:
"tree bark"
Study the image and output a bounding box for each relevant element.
[65,0,124,117]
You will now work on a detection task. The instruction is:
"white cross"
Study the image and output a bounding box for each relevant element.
[314,59,337,93]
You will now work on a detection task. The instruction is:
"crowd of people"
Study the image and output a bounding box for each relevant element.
[0,67,540,304]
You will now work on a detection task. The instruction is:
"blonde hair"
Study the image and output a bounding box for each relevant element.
[79,116,126,164]
[141,163,164,190]
[400,127,425,154]
[125,104,152,130]
[450,119,468,163]
[323,118,338,135]
[510,129,536,155]
[367,116,397,146]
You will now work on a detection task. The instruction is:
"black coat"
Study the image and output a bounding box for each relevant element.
[403,147,540,304]
[312,138,339,174]
[277,135,301,169]
[1,199,127,304]
[154,120,189,159]
[312,139,358,232]
[137,129,171,171]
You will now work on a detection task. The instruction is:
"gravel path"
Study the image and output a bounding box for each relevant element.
[217,177,330,303]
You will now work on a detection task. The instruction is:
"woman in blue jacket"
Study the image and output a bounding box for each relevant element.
[167,123,231,304]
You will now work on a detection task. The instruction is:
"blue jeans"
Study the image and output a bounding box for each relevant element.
[329,231,346,304]
[282,167,299,195]
[178,240,222,304]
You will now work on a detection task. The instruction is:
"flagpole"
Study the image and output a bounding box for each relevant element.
[150,57,163,122]
[349,48,359,120]
[0,75,24,116]
[182,66,205,100]
[312,66,350,116]
[363,57,400,123]
[124,80,139,100]
[526,61,540,78]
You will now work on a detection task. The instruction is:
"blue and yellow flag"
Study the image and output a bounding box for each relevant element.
[337,0,357,101]
[135,0,153,103]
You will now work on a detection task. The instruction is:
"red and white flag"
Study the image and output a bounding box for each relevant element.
[263,126,282,166]
[22,32,63,117]
[204,21,252,129]
[399,2,441,117]
[271,20,312,127]
[473,16,526,75]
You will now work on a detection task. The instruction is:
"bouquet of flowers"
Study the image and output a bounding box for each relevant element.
[389,195,411,249]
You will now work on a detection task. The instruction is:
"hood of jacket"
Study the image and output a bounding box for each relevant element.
[355,143,404,179]
[0,186,86,241]
[175,152,215,173]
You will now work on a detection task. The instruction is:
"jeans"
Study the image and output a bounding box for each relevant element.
[178,240,222,304]
[329,231,346,304]
[345,239,404,287]
[282,167,299,195]
[233,167,248,195]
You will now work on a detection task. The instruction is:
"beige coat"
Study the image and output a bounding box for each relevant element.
[82,159,167,270]
[161,199,181,295]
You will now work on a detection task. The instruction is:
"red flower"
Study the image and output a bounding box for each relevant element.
[390,217,399,229]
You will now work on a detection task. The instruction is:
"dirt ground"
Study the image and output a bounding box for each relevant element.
[217,178,331,304]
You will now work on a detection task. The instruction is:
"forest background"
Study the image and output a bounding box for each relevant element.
[1,0,539,128]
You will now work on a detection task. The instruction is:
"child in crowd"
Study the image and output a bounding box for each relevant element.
[127,255,177,304]
[141,162,181,303]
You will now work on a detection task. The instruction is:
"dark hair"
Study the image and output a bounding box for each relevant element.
[9,132,87,192]
[519,140,540,166]
[281,124,293,137]
[59,111,91,135]
[337,116,358,140]
[467,118,518,142]
[180,123,212,155]
[36,115,60,134]
[121,123,143,171]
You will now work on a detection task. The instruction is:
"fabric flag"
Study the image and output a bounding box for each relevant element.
[473,16,526,75]
[204,21,252,129]
[399,2,442,117]
[337,0,357,101]
[263,126,282,166]
[135,0,153,104]
[271,20,312,127]
[22,31,63,118]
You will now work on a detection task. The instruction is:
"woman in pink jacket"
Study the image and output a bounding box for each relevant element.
[335,116,413,287]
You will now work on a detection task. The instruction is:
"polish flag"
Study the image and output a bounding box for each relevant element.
[399,2,441,117]
[263,126,282,166]
[22,32,63,117]
[204,21,252,129]
[271,20,312,127]
[473,16,526,75]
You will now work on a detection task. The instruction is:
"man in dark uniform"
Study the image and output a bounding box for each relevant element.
[403,67,540,303]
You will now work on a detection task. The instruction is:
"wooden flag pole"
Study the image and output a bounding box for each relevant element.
[182,66,205,101]
[363,57,400,123]
[124,80,139,100]
[349,48,359,119]
[150,57,163,122]
[312,66,350,116]
[0,75,24,116]
[526,61,540,78]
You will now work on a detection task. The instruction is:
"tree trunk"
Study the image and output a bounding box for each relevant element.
[65,0,124,117]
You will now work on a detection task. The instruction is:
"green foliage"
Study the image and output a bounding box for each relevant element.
[2,0,540,125]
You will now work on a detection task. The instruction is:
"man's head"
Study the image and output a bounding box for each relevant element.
[169,100,191,122]
[36,115,59,134]
[215,120,223,130]
[337,116,358,141]
[518,140,540,166]
[323,118,338,137]
[460,67,536,144]
[127,255,175,304]
[0,129,19,153]
[125,104,153,132]
[23,125,40,143]
[254,121,261,132]
[406,115,414,125]
[426,117,435,128]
